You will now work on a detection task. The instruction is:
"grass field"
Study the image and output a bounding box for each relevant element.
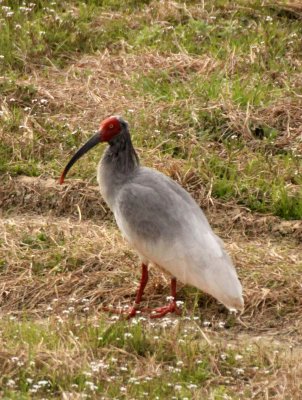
[0,0,302,399]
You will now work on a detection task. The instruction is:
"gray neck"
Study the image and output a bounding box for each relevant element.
[102,130,139,175]
[98,129,139,209]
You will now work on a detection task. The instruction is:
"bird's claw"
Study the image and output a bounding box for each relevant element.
[150,302,181,319]
[126,306,138,319]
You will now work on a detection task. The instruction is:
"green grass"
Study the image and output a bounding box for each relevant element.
[0,1,131,73]
[0,315,296,399]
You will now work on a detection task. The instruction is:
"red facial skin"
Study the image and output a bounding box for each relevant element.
[100,116,121,142]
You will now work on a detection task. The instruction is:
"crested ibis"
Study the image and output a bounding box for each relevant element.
[60,116,244,318]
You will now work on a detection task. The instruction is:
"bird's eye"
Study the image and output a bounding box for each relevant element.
[109,124,114,129]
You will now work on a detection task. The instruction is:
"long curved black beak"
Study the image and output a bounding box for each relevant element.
[60,131,100,184]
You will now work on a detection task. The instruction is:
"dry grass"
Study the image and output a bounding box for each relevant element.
[15,50,218,128]
[1,176,301,238]
[268,1,302,19]
[1,186,301,331]
[219,99,302,149]
[9,49,302,151]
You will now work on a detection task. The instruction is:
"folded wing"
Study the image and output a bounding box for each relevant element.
[114,167,244,311]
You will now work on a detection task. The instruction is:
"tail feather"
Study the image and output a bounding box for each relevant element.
[186,259,244,312]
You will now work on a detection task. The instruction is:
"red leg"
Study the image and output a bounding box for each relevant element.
[150,277,181,319]
[127,263,149,318]
[101,263,148,318]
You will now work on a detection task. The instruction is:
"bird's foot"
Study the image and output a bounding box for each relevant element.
[150,301,181,319]
[102,302,181,319]
[126,306,139,319]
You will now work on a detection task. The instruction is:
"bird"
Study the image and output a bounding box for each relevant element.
[60,116,244,318]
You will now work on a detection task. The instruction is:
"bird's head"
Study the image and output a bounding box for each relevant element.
[98,115,128,142]
[59,115,128,184]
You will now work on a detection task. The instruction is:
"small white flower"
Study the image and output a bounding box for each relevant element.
[37,380,49,386]
[187,383,198,389]
[235,368,245,374]
[85,381,97,391]
[265,16,273,22]
[6,379,16,388]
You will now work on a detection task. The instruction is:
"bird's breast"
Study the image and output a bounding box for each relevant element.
[97,161,115,210]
